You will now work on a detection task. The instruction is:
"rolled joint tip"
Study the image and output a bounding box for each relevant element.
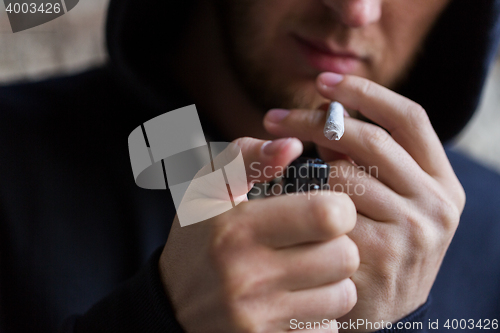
[323,102,345,141]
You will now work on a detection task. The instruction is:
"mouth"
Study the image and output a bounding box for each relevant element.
[291,33,366,74]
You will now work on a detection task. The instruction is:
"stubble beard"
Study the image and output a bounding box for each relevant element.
[214,0,325,113]
[213,0,425,115]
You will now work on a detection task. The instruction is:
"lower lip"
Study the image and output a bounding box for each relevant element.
[293,36,362,74]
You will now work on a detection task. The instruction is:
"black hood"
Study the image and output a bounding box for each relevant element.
[105,0,500,142]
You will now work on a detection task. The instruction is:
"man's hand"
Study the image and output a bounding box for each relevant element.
[160,137,359,333]
[264,72,466,331]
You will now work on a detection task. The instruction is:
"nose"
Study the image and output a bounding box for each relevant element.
[322,0,382,28]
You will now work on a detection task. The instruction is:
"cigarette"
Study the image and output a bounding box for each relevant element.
[323,102,345,141]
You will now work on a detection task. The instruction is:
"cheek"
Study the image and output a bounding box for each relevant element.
[245,1,296,38]
[376,23,417,85]
[368,7,414,84]
[233,1,288,63]
[373,1,450,87]
[239,1,310,76]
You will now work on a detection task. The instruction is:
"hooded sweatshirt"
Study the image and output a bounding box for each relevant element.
[1,1,500,332]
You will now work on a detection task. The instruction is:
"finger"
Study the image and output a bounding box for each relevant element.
[206,137,302,198]
[240,191,357,248]
[317,73,455,179]
[327,159,405,221]
[235,137,302,185]
[346,214,396,270]
[278,279,357,329]
[264,108,431,196]
[276,235,359,290]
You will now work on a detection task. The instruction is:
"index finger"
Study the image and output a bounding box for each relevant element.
[317,73,454,179]
[236,192,357,249]
[196,137,303,198]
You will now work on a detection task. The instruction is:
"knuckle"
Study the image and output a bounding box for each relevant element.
[358,77,375,98]
[359,123,391,154]
[224,300,259,333]
[407,103,431,128]
[233,137,259,161]
[233,137,254,148]
[402,209,448,257]
[400,102,432,136]
[437,197,461,231]
[339,279,358,315]
[216,245,273,300]
[407,218,436,254]
[309,196,343,236]
[339,236,360,276]
[455,184,466,213]
[223,270,264,304]
[421,186,462,232]
[340,193,357,229]
[396,203,435,252]
[209,212,250,265]
[319,191,357,233]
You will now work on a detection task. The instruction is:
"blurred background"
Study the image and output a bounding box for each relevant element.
[1,0,499,173]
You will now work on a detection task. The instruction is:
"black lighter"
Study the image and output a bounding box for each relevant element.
[281,157,330,194]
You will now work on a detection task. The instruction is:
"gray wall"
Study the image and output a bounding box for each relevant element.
[0,0,107,81]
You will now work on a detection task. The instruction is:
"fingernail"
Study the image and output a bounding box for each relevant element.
[319,72,344,88]
[266,109,290,124]
[262,138,291,156]
[344,108,351,117]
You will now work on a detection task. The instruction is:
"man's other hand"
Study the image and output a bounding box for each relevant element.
[264,72,466,331]
[160,137,359,333]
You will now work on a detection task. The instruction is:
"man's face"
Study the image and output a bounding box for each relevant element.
[216,0,450,110]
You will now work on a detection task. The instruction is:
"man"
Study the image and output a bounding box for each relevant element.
[0,0,499,332]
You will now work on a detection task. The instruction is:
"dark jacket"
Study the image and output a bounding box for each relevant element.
[1,0,500,332]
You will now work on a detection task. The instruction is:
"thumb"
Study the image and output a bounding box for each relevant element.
[206,137,302,198]
[174,137,302,226]
[234,137,303,186]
